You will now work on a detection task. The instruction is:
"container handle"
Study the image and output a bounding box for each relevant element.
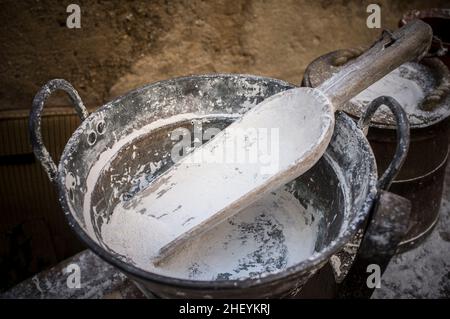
[357,96,410,190]
[331,46,366,67]
[29,79,89,183]
[337,95,411,298]
[420,58,450,111]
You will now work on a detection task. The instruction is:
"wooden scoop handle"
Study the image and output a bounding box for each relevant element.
[318,20,433,110]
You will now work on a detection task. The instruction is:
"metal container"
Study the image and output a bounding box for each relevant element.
[29,75,410,298]
[401,8,450,68]
[303,52,450,252]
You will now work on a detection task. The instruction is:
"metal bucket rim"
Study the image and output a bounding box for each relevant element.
[56,73,378,290]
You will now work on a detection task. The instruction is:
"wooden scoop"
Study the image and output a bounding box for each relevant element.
[123,20,432,266]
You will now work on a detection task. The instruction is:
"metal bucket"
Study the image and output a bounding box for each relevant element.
[29,75,409,298]
[303,52,450,252]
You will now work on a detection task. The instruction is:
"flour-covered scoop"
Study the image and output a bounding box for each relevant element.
[121,20,432,265]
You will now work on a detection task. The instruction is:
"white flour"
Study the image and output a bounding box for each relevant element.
[81,103,327,280]
[110,88,331,263]
[350,63,426,112]
[101,187,322,280]
[81,113,239,239]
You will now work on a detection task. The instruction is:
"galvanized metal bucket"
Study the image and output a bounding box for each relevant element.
[29,75,410,298]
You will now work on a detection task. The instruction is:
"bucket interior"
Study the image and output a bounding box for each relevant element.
[59,75,376,281]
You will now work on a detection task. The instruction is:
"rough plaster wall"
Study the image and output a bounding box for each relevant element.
[109,0,450,97]
[0,0,448,110]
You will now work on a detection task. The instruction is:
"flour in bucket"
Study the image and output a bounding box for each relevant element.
[102,186,323,280]
[82,113,325,281]
[348,61,450,126]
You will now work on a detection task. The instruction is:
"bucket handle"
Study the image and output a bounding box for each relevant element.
[338,95,412,298]
[29,79,89,183]
[420,58,450,111]
[357,95,410,190]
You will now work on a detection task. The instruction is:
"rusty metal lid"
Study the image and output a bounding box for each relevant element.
[303,49,450,129]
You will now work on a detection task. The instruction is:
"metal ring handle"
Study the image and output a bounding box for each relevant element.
[357,96,410,191]
[420,58,450,111]
[331,28,406,67]
[331,46,367,67]
[339,96,411,298]
[29,79,89,183]
[332,26,430,68]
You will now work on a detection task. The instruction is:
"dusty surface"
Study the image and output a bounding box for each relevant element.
[0,250,145,299]
[1,0,449,110]
[373,161,450,299]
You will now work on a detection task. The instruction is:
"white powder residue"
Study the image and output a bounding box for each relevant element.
[82,112,239,240]
[81,105,327,280]
[101,188,322,280]
[351,64,425,113]
[348,62,450,127]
